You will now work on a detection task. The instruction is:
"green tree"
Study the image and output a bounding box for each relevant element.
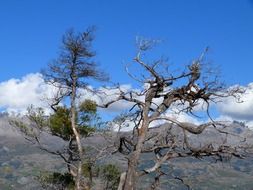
[11,27,108,190]
[47,100,97,180]
[10,99,99,189]
[43,27,108,190]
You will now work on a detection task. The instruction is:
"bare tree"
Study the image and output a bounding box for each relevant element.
[99,38,244,190]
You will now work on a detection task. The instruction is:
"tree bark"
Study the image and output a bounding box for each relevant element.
[123,104,151,189]
[71,76,83,190]
[117,172,126,190]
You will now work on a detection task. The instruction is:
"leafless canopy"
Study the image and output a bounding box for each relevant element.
[99,38,245,190]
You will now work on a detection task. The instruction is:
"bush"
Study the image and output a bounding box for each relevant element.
[100,164,120,190]
[38,171,75,190]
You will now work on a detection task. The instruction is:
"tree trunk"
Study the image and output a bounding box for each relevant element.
[87,163,93,189]
[68,137,78,177]
[71,77,83,190]
[123,157,138,189]
[123,105,150,190]
[117,172,126,190]
[123,141,144,189]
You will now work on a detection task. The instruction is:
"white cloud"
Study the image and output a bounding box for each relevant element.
[218,83,253,121]
[78,84,137,113]
[0,73,54,114]
[0,73,136,114]
[87,81,253,131]
[166,112,202,125]
[1,73,253,130]
[77,81,253,130]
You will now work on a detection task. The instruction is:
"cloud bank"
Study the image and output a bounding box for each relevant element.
[0,73,253,128]
[217,83,253,128]
[0,73,53,114]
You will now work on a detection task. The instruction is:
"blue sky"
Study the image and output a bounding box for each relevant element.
[0,0,253,124]
[0,0,252,84]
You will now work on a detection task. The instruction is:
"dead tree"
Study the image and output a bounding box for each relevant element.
[99,38,244,190]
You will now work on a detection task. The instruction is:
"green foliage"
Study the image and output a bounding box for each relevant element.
[79,99,97,114]
[100,164,121,190]
[81,162,120,190]
[79,99,100,129]
[78,99,99,136]
[48,100,98,140]
[38,171,75,190]
[11,100,99,141]
[82,161,100,178]
[78,125,95,137]
[49,107,73,140]
[82,161,93,178]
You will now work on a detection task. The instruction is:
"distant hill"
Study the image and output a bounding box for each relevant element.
[1,115,253,190]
